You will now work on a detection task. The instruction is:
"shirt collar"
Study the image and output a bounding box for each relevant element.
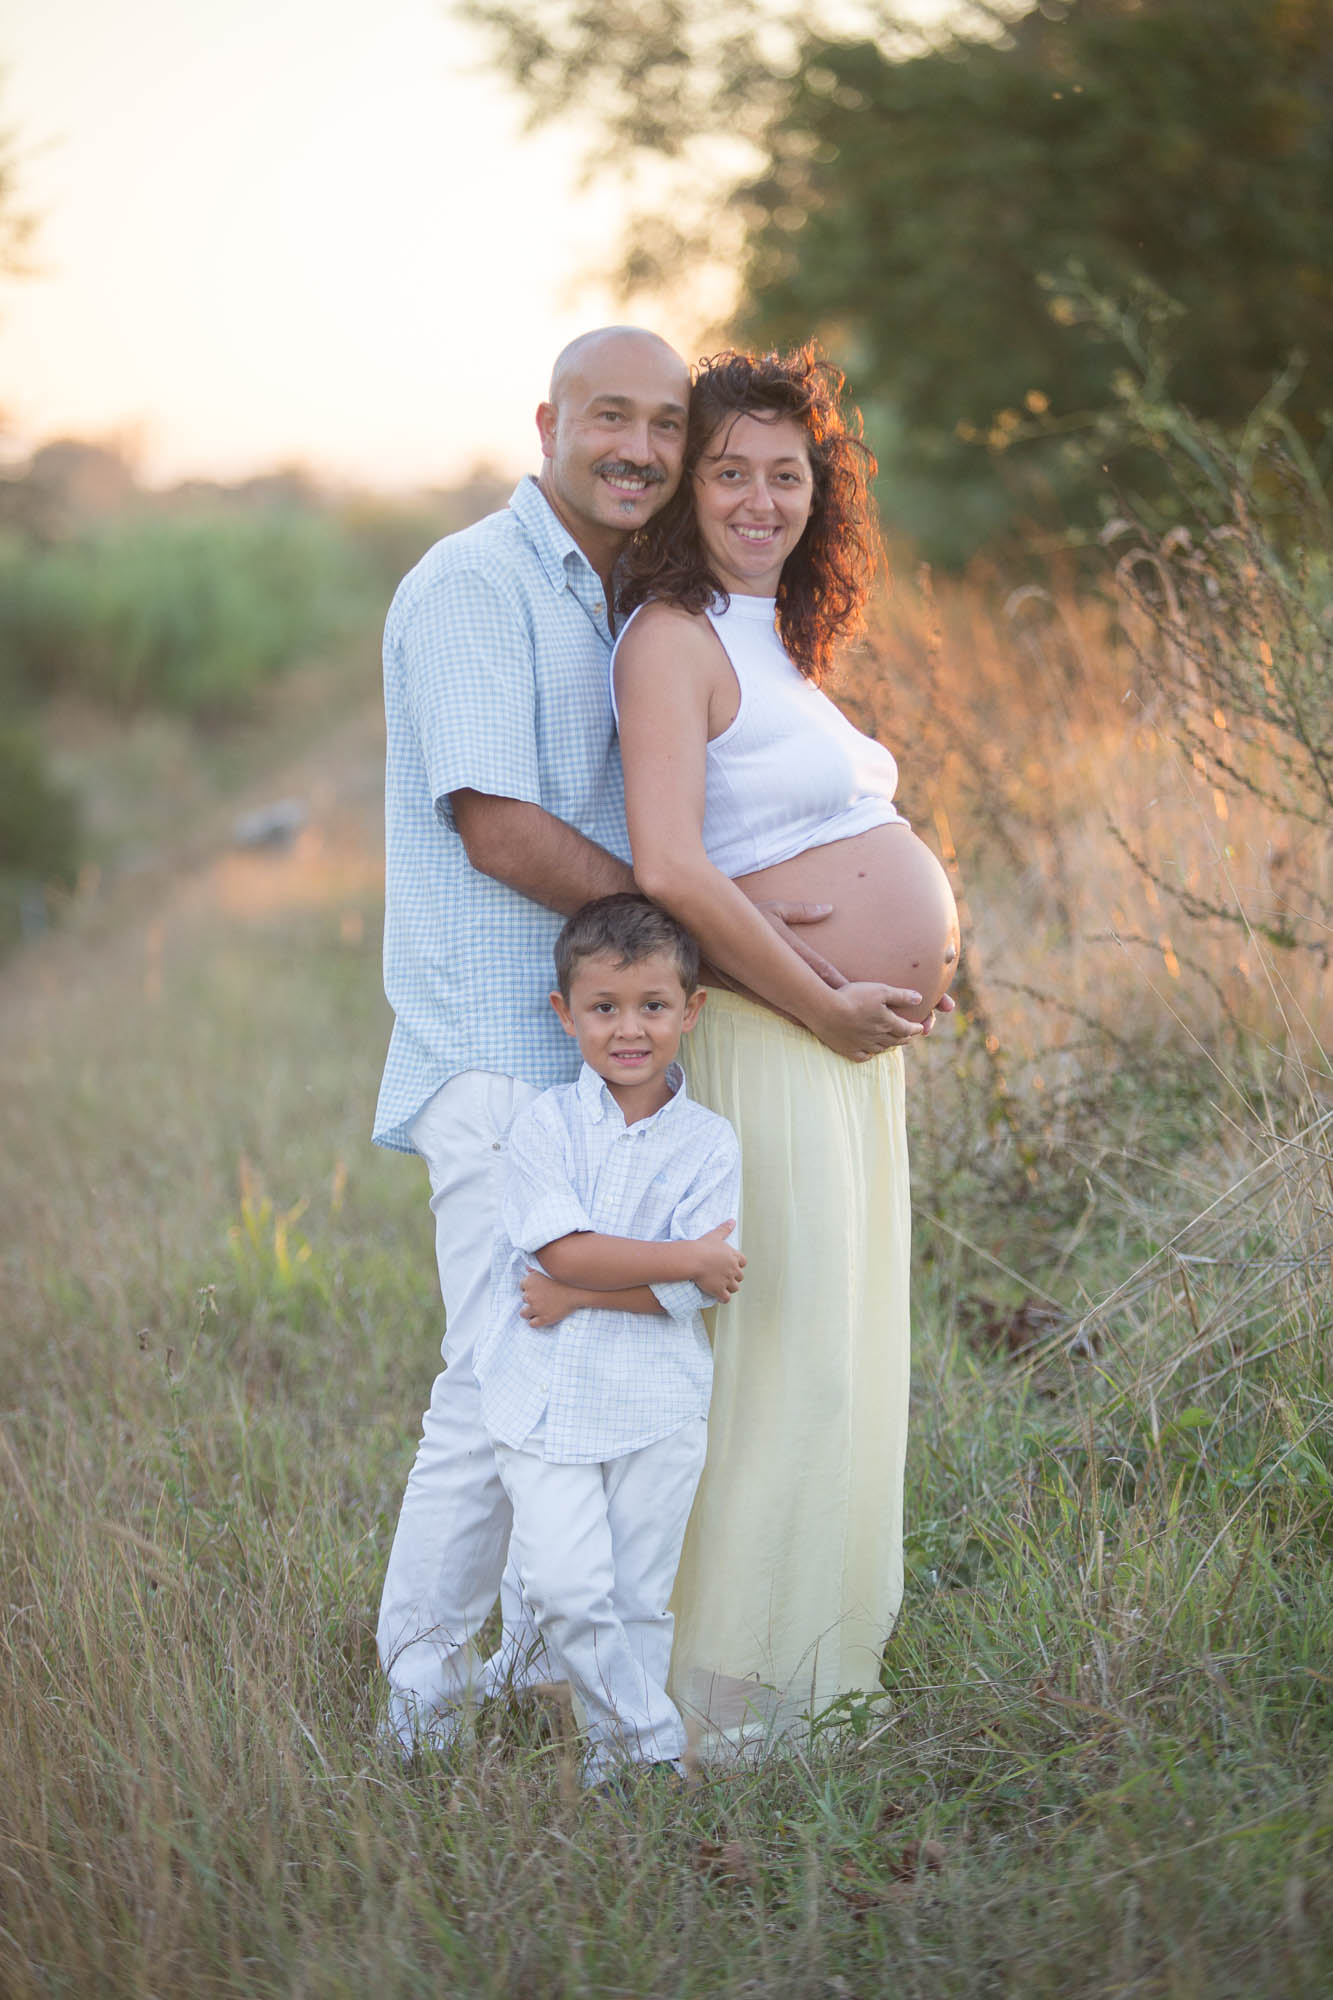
[575,1059,688,1130]
[509,474,600,598]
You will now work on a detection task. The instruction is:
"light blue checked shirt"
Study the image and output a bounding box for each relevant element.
[475,1062,741,1464]
[374,477,631,1152]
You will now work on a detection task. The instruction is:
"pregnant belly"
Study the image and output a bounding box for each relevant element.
[735,822,961,1022]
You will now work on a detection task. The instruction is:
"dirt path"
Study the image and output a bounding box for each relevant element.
[0,694,387,1048]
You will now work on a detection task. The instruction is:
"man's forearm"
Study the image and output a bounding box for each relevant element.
[452,790,633,915]
[538,1231,697,1290]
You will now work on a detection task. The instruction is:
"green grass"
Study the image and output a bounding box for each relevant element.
[2,713,1331,1995]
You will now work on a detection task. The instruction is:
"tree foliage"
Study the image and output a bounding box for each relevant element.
[465,0,1333,560]
[0,77,36,278]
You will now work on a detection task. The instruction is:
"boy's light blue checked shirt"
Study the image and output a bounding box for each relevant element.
[374,477,631,1153]
[475,1062,741,1464]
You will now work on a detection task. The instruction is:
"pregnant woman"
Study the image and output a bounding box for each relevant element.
[612,346,958,1748]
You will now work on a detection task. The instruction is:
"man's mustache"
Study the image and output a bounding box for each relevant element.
[592,459,669,485]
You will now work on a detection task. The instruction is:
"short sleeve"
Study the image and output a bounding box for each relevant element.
[400,565,542,828]
[500,1100,594,1255]
[650,1117,743,1320]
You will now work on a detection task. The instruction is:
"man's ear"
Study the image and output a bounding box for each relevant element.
[536,401,558,461]
[550,989,577,1036]
[681,987,706,1033]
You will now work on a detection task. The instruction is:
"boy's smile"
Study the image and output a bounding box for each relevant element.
[551,948,705,1122]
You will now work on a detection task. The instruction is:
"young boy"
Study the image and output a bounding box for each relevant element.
[473,892,743,1787]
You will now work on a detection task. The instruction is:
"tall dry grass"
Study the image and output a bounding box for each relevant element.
[842,541,1331,1308]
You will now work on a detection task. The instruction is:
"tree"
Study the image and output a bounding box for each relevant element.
[465,0,1333,560]
[0,76,36,280]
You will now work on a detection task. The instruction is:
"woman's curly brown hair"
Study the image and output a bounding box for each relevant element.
[619,345,880,683]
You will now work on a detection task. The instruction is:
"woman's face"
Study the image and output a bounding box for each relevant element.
[692,412,815,596]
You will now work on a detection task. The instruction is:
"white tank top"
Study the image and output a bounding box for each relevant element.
[612,594,904,878]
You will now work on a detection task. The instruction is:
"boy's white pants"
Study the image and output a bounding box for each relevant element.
[493,1418,708,1780]
[377,1071,547,1754]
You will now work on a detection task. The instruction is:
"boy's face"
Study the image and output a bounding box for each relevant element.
[551,948,705,1115]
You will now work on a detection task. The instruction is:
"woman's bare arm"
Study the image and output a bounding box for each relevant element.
[615,606,924,1061]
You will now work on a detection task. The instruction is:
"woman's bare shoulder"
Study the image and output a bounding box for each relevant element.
[617,599,718,672]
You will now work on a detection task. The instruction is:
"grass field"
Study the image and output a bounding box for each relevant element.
[1,568,1330,1997]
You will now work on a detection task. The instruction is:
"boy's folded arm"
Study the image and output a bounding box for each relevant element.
[521,1122,743,1318]
[535,1230,703,1291]
[592,1283,665,1316]
[526,1271,666,1319]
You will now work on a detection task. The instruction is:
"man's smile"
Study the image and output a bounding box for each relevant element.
[595,460,666,496]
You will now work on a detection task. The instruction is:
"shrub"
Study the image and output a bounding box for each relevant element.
[0,725,80,947]
[0,506,378,718]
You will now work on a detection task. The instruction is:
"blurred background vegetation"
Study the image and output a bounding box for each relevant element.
[467,0,1333,561]
[0,435,509,950]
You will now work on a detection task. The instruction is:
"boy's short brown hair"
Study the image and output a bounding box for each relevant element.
[553,893,701,1001]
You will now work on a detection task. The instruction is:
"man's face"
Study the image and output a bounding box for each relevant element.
[537,335,689,553]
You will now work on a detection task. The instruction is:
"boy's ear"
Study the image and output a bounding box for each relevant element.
[550,989,577,1036]
[681,987,706,1033]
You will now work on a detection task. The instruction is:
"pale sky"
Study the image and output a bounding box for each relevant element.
[0,0,949,492]
[0,0,648,489]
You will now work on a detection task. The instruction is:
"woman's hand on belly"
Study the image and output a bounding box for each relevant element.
[815,981,927,1061]
[735,824,960,1024]
[920,990,956,1036]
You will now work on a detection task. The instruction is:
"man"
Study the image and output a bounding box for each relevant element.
[374,328,691,1753]
[374,325,837,1754]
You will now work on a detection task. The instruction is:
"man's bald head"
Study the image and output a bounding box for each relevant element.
[548,326,688,407]
[535,327,690,576]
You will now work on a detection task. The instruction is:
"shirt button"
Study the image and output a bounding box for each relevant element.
[491,1141,502,1152]
[594,601,605,616]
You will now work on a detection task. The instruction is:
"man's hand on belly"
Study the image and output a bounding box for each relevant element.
[751,899,847,989]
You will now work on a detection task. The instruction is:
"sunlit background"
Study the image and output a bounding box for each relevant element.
[0,0,660,489]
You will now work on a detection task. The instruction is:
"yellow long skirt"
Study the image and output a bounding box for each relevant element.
[672,988,912,1751]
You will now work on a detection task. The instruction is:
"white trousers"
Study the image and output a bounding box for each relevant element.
[494,1420,708,1780]
[376,1070,548,1754]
